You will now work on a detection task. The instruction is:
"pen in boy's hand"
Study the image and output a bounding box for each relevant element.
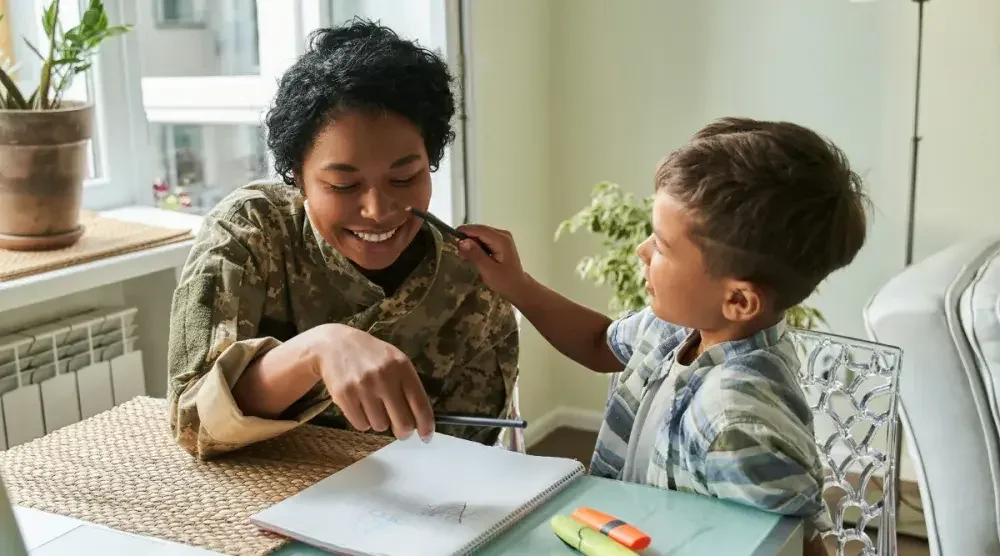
[407,207,494,256]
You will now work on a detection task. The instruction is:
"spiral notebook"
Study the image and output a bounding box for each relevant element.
[250,433,585,555]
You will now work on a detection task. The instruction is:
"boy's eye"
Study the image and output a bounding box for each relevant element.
[327,183,359,192]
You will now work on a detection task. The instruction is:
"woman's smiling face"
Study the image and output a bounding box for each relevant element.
[299,110,433,270]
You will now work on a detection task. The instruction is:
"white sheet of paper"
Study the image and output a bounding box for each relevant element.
[40,373,81,434]
[251,433,583,556]
[28,525,218,556]
[14,507,217,556]
[2,385,45,448]
[13,507,80,551]
[110,351,146,405]
[76,362,114,419]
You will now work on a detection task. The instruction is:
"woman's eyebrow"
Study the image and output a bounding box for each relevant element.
[320,154,421,172]
[390,153,421,168]
[321,162,358,172]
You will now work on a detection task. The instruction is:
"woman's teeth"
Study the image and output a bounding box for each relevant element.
[351,227,399,243]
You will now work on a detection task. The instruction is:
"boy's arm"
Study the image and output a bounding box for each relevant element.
[455,224,624,374]
[702,419,832,535]
[509,274,623,373]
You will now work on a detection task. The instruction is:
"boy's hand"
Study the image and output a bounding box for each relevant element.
[455,224,530,302]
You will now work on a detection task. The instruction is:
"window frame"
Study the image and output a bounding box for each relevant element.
[154,0,209,29]
[85,0,469,219]
[6,0,151,210]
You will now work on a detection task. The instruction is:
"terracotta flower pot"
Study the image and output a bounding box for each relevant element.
[0,101,94,251]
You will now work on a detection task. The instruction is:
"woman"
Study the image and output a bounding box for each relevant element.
[166,19,518,459]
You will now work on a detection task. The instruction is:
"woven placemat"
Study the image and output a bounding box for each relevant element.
[0,397,392,555]
[0,212,193,282]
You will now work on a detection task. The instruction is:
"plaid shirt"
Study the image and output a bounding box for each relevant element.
[590,308,832,532]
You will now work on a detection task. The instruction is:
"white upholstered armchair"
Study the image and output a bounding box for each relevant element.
[865,236,1000,556]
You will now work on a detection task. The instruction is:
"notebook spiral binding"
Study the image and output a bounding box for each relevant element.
[459,463,585,555]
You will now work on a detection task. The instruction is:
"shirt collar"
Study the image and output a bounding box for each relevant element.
[695,317,788,368]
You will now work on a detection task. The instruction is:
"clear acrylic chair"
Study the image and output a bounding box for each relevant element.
[496,314,527,453]
[604,329,903,555]
[790,328,903,556]
[495,376,526,453]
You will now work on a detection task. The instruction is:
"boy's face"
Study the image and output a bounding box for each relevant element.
[636,191,731,330]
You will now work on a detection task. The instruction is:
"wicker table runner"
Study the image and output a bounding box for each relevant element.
[0,397,392,555]
[0,212,193,282]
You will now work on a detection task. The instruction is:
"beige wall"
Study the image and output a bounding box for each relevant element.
[912,0,1000,260]
[467,1,1000,471]
[544,0,920,413]
[465,0,555,423]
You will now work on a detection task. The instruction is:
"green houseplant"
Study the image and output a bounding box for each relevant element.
[0,0,131,251]
[556,181,827,330]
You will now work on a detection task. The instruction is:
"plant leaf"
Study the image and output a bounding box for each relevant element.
[0,68,28,109]
[42,2,58,37]
[82,7,102,28]
[23,39,45,61]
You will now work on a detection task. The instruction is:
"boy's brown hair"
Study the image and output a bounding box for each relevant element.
[655,117,869,310]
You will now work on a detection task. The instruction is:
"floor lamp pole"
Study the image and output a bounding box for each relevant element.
[904,0,927,267]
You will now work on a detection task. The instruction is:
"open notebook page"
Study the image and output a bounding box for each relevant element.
[251,433,584,556]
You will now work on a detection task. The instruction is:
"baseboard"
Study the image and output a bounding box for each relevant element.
[525,406,604,448]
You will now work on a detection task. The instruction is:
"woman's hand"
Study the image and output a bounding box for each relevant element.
[304,323,435,441]
[455,224,531,303]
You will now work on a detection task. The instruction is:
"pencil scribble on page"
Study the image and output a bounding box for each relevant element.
[420,502,474,524]
[354,508,408,535]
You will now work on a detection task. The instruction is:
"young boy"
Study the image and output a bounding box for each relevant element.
[457,117,869,552]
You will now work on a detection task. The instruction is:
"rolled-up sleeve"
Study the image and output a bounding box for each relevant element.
[167,205,329,459]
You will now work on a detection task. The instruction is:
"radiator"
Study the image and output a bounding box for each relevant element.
[0,306,145,450]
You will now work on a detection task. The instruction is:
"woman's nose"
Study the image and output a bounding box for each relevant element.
[359,186,397,221]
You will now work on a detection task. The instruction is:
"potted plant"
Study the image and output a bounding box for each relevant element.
[0,0,131,251]
[556,181,827,330]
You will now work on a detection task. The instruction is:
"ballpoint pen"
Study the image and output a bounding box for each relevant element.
[434,414,527,429]
[407,207,494,256]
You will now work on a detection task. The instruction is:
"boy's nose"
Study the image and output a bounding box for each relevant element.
[636,237,652,264]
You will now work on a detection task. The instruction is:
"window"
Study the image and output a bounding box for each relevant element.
[155,0,208,28]
[3,0,466,223]
[129,0,466,223]
[151,123,267,211]
[3,0,148,210]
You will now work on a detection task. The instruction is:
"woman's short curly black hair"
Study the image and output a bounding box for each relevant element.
[265,18,456,186]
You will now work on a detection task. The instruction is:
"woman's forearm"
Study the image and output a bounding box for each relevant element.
[232,335,321,419]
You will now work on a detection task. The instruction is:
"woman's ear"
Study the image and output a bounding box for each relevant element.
[720,279,766,323]
[292,171,306,194]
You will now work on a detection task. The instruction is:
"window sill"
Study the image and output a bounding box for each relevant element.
[0,206,203,313]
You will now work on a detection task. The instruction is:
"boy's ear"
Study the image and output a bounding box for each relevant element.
[720,279,767,323]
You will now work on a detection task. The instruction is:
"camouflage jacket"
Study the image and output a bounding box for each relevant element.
[166,182,519,458]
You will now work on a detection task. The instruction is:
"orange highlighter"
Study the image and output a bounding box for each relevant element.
[571,507,651,550]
